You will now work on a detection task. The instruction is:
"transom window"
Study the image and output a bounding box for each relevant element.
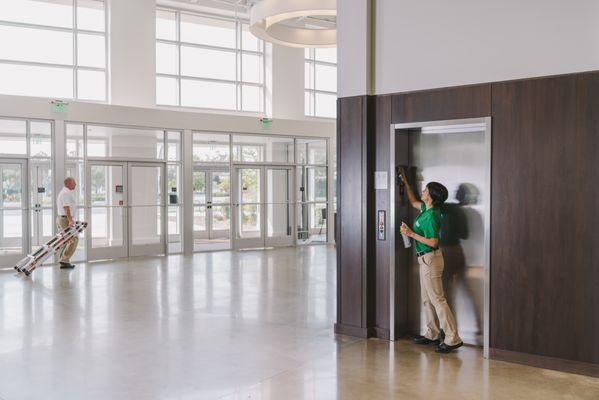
[0,0,107,101]
[305,48,337,119]
[156,8,265,113]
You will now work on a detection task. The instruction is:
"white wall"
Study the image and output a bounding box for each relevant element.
[271,45,306,120]
[110,0,156,107]
[0,95,334,138]
[337,0,372,98]
[375,0,599,94]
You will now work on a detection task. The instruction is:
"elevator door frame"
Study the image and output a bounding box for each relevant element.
[389,117,491,359]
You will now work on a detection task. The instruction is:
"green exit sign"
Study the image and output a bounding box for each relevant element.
[260,117,273,129]
[51,101,69,113]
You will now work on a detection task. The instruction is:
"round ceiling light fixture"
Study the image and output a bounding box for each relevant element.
[249,0,336,48]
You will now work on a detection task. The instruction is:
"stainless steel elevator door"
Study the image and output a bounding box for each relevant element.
[408,129,486,346]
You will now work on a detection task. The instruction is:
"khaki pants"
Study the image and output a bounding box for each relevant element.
[56,216,78,263]
[419,250,462,346]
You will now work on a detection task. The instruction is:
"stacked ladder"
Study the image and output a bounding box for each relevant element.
[14,221,88,276]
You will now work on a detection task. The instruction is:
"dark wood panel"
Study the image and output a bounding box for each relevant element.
[574,72,599,364]
[374,95,393,333]
[392,84,491,123]
[338,71,599,375]
[490,348,599,378]
[365,96,377,329]
[335,96,376,334]
[337,96,364,327]
[490,74,599,364]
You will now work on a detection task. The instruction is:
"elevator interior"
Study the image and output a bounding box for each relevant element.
[390,118,491,355]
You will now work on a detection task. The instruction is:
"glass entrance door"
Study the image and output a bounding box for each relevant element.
[30,162,53,252]
[265,167,294,247]
[296,166,328,244]
[233,166,294,249]
[128,163,165,257]
[0,159,28,265]
[234,167,263,248]
[86,162,128,260]
[193,168,231,247]
[87,162,166,260]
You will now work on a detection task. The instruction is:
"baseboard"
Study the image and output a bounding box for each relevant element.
[334,323,376,338]
[374,327,390,340]
[490,348,599,378]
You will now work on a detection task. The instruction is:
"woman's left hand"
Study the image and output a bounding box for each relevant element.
[400,222,413,237]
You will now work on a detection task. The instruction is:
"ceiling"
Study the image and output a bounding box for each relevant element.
[165,0,336,29]
[168,0,252,8]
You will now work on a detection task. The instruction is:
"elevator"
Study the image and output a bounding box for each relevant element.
[389,118,491,356]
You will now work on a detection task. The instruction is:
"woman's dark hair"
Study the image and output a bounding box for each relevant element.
[426,182,449,207]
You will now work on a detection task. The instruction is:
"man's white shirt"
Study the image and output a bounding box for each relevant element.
[57,187,77,216]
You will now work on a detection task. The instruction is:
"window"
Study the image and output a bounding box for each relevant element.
[86,125,165,159]
[305,48,337,118]
[0,0,107,101]
[156,8,265,113]
[232,135,294,163]
[193,132,230,163]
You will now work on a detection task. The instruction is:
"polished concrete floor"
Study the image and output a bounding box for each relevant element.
[0,246,597,400]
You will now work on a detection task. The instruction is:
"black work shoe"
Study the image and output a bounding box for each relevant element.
[60,262,75,269]
[413,335,441,345]
[435,341,463,353]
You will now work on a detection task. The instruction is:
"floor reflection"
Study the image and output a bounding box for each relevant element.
[0,245,597,400]
[0,246,338,400]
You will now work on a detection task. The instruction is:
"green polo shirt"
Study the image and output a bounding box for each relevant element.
[413,203,441,253]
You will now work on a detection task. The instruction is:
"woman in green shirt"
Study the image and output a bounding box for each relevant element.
[399,168,463,353]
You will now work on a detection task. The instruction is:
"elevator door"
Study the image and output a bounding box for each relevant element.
[406,127,487,346]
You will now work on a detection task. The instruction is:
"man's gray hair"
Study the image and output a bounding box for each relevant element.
[64,177,75,186]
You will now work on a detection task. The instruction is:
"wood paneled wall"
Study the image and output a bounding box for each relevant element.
[491,73,599,368]
[336,72,599,376]
[335,95,376,337]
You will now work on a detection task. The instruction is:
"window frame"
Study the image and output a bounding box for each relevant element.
[0,0,108,102]
[304,48,337,119]
[156,7,266,113]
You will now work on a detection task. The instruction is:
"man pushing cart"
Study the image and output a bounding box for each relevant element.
[14,177,87,276]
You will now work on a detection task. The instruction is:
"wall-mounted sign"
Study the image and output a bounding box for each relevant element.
[37,187,45,193]
[51,100,69,113]
[260,117,273,129]
[171,187,177,193]
[375,171,388,190]
[115,185,123,193]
